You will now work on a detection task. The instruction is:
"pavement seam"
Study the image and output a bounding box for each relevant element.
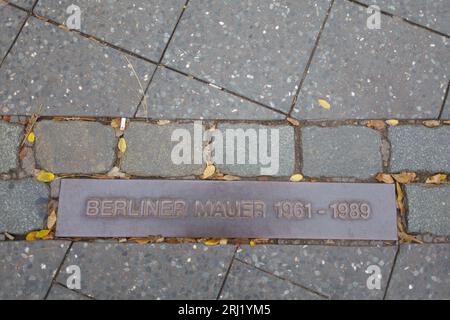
[382,244,400,300]
[215,245,239,300]
[46,282,96,300]
[347,0,450,38]
[287,0,335,117]
[43,241,73,300]
[438,82,449,120]
[234,257,329,299]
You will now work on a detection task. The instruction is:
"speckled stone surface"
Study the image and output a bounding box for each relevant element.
[389,126,450,173]
[0,18,155,116]
[405,184,450,236]
[122,122,204,177]
[35,121,116,174]
[46,284,90,300]
[35,0,185,61]
[301,126,382,179]
[213,123,295,177]
[137,67,285,120]
[0,179,48,234]
[163,0,332,113]
[294,0,450,119]
[6,0,35,10]
[0,241,70,300]
[56,243,235,300]
[0,121,22,173]
[386,244,450,300]
[442,96,450,119]
[0,4,27,61]
[237,245,397,299]
[359,0,450,35]
[220,260,323,300]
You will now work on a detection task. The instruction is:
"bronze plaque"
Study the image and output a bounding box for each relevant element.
[56,179,397,240]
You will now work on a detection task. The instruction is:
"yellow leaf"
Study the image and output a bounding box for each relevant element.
[249,240,256,246]
[118,137,127,153]
[204,239,220,246]
[36,229,50,239]
[392,172,416,184]
[25,231,38,241]
[27,132,36,143]
[425,174,447,185]
[386,119,399,126]
[47,210,57,230]
[395,182,406,216]
[318,99,331,110]
[375,173,394,184]
[202,164,216,179]
[36,170,55,182]
[290,174,304,182]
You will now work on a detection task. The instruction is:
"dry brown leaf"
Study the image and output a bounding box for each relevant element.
[395,182,405,216]
[130,238,153,245]
[366,120,386,130]
[443,120,450,125]
[4,232,14,240]
[398,217,423,244]
[287,117,300,126]
[422,120,440,128]
[202,164,216,179]
[221,175,241,181]
[111,118,121,128]
[107,166,127,178]
[47,209,57,230]
[425,173,447,185]
[392,172,416,184]
[375,173,395,184]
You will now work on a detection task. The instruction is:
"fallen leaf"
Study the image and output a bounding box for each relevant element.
[36,229,50,238]
[36,170,55,183]
[130,238,153,245]
[290,174,304,182]
[47,209,57,230]
[392,172,416,184]
[4,232,14,240]
[375,173,395,184]
[318,99,331,110]
[118,137,127,153]
[425,173,447,185]
[366,120,386,130]
[107,166,127,178]
[395,182,405,216]
[287,117,300,126]
[444,120,450,125]
[422,120,440,128]
[204,239,220,246]
[219,239,228,245]
[386,119,399,126]
[202,164,216,179]
[25,231,37,241]
[220,175,240,181]
[157,120,171,126]
[249,240,256,246]
[19,147,31,161]
[110,118,121,128]
[27,132,35,143]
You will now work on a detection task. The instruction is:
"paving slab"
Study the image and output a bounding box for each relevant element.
[56,243,235,300]
[35,121,116,174]
[0,17,155,116]
[442,95,450,119]
[301,126,382,179]
[0,178,48,234]
[386,244,450,300]
[213,124,295,177]
[294,0,450,120]
[163,0,332,113]
[389,125,450,173]
[405,184,450,236]
[0,4,27,62]
[35,0,186,62]
[136,67,285,120]
[236,245,397,299]
[6,0,35,10]
[122,122,204,177]
[359,0,450,35]
[0,241,70,300]
[220,260,323,300]
[0,121,23,173]
[46,283,90,300]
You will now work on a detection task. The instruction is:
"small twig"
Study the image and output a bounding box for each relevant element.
[122,55,148,118]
